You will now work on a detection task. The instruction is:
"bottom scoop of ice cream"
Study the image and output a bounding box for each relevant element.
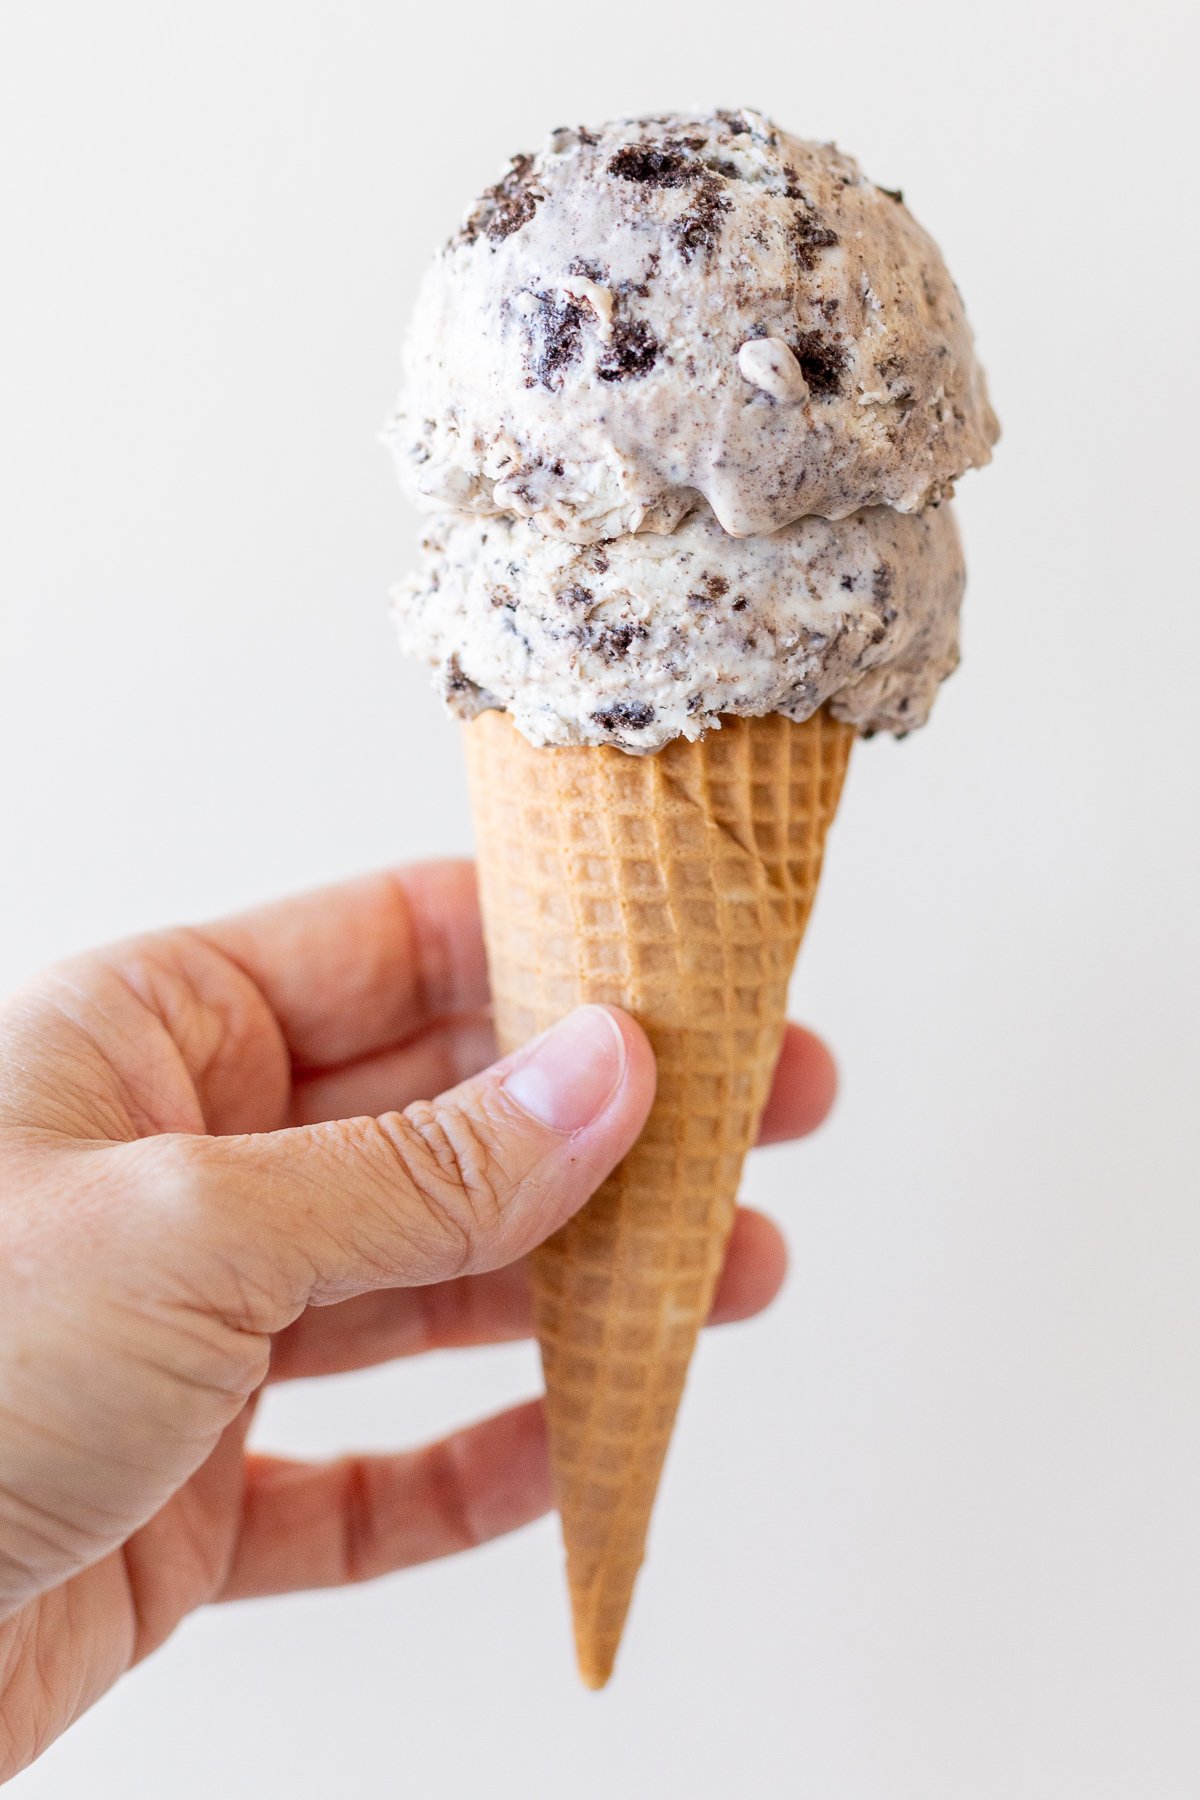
[394,502,963,752]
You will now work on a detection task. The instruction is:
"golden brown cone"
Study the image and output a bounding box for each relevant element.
[464,707,853,1687]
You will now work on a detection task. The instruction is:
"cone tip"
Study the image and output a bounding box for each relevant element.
[577,1653,615,1691]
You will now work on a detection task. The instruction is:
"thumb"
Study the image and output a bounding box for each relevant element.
[124,1005,655,1325]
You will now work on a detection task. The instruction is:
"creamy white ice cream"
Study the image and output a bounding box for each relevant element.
[394,500,964,752]
[386,109,997,544]
[389,109,995,747]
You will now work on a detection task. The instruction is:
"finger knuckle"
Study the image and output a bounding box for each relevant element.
[349,1111,474,1277]
[422,1433,478,1552]
[338,1454,388,1584]
[385,1099,509,1260]
[335,1439,476,1585]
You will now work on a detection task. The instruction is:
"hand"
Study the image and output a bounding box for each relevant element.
[0,861,837,1777]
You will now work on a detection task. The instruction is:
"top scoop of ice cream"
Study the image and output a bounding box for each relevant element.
[386,109,998,543]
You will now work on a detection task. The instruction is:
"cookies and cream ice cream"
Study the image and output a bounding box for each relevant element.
[395,501,963,752]
[386,110,997,1689]
[389,109,996,747]
[386,109,996,542]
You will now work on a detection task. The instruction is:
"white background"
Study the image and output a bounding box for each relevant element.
[2,1,1198,1794]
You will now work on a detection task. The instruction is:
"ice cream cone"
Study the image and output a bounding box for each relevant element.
[464,705,853,1687]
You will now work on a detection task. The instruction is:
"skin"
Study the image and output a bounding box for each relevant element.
[0,859,837,1778]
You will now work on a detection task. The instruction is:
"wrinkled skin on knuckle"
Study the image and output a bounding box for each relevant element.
[381,1096,521,1273]
[312,1112,466,1284]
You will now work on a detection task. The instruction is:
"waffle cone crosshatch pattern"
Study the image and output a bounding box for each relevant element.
[465,707,853,1684]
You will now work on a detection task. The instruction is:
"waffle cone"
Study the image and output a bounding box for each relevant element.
[464,706,853,1687]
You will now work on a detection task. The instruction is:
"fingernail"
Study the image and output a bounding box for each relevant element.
[503,1006,627,1134]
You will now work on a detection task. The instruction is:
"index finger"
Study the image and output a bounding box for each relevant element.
[196,860,488,1070]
